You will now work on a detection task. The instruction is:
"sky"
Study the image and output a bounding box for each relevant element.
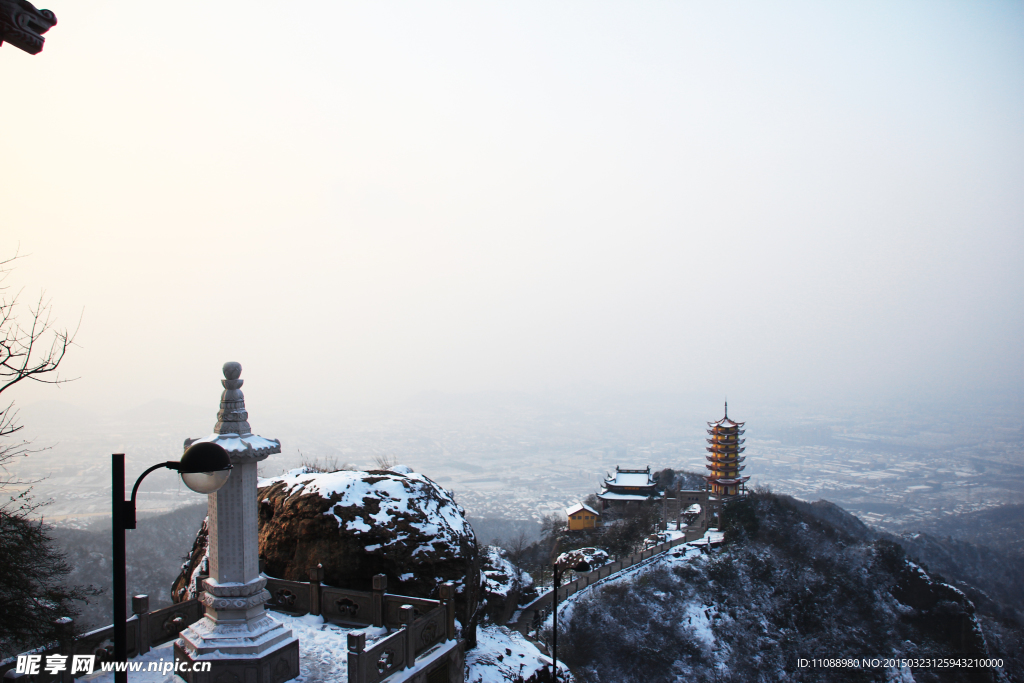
[2,1,1022,418]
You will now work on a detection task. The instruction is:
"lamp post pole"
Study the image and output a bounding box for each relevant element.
[110,444,232,683]
[549,552,590,683]
[112,454,128,683]
[551,564,561,682]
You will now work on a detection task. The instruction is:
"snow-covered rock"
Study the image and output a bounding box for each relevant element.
[480,546,533,624]
[173,466,480,632]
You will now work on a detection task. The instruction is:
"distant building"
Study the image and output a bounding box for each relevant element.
[704,402,750,497]
[597,466,660,510]
[565,502,601,530]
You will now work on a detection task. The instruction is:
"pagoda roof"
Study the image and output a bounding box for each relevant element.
[705,465,746,474]
[707,401,744,428]
[705,455,746,463]
[706,446,746,454]
[704,475,750,485]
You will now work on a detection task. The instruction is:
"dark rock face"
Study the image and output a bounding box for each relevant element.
[875,539,988,656]
[173,466,480,631]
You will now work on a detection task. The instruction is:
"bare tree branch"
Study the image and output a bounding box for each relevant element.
[0,252,81,506]
[0,250,94,656]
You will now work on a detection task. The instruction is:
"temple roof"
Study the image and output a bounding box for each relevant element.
[566,503,600,516]
[603,466,656,488]
[597,491,656,501]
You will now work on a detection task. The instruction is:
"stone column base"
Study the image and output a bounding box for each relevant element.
[173,637,299,683]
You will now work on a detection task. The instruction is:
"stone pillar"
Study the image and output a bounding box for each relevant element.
[347,632,366,683]
[399,605,416,671]
[175,363,299,683]
[309,565,324,617]
[132,595,150,656]
[372,574,387,627]
[440,583,455,641]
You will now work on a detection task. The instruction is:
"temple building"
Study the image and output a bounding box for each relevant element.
[597,466,660,510]
[704,403,749,497]
[566,502,601,530]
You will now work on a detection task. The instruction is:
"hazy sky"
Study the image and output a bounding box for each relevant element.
[2,1,1022,416]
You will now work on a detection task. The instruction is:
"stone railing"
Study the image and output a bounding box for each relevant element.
[346,593,455,683]
[0,595,202,683]
[1,571,461,683]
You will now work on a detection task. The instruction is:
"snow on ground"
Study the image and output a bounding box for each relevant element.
[80,615,548,683]
[681,603,716,648]
[82,613,385,683]
[466,625,572,683]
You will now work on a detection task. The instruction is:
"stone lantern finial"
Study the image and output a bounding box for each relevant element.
[215,362,251,436]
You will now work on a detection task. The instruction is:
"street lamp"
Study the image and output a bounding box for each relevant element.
[550,551,591,682]
[111,442,232,683]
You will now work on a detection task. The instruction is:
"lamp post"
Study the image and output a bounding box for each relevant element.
[549,552,590,682]
[111,442,232,683]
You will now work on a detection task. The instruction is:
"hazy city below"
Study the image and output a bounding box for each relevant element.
[11,390,1022,537]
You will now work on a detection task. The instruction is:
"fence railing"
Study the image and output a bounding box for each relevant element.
[519,522,722,621]
[552,534,692,602]
[346,594,455,683]
[1,571,458,683]
[0,595,203,683]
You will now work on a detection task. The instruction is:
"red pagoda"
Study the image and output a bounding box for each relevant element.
[704,402,749,497]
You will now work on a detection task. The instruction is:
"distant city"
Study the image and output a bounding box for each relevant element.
[11,393,1023,534]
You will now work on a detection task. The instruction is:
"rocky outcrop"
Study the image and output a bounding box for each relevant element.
[173,466,480,634]
[874,539,989,658]
[481,546,530,625]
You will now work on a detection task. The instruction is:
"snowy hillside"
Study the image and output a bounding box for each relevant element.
[549,492,1015,683]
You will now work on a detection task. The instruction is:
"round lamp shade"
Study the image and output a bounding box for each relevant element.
[178,442,232,494]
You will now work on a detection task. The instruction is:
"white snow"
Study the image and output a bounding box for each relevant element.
[190,433,280,453]
[482,547,519,597]
[605,471,654,487]
[81,612,386,683]
[682,602,716,648]
[466,625,572,683]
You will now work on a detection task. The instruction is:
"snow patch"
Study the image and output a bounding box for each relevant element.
[466,625,573,683]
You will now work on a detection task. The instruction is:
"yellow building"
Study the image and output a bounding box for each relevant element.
[566,502,601,530]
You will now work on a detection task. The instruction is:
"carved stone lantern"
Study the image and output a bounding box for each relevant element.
[174,362,299,683]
